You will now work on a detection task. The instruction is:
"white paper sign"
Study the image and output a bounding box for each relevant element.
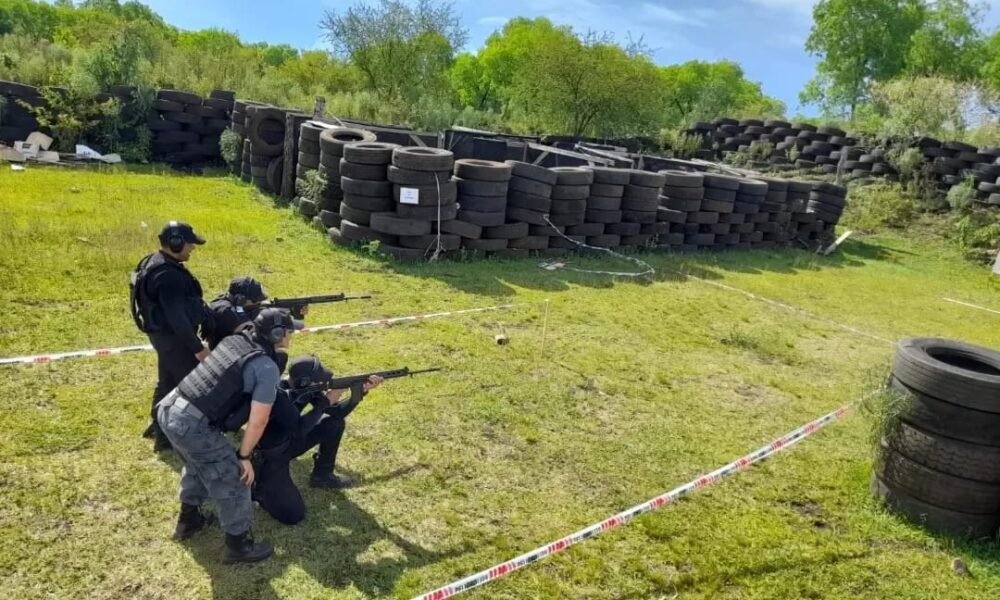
[13,141,38,158]
[399,187,420,205]
[75,145,103,159]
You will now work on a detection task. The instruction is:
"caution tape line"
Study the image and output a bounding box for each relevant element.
[0,304,518,366]
[411,404,852,600]
[942,297,1000,316]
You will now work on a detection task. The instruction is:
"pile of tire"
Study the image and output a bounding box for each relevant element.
[504,161,562,255]
[804,183,846,243]
[874,337,1000,538]
[0,80,44,144]
[244,106,289,193]
[577,167,629,249]
[360,147,458,261]
[231,100,264,175]
[547,167,592,248]
[315,127,376,219]
[981,175,1000,206]
[324,142,399,235]
[656,170,704,250]
[620,170,664,247]
[147,89,232,166]
[449,159,521,257]
[752,178,790,247]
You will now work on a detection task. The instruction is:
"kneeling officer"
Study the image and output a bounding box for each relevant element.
[156,307,301,563]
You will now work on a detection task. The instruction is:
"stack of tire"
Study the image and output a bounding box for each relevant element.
[680,174,730,249]
[621,170,665,247]
[744,178,781,248]
[449,159,525,258]
[789,181,818,242]
[569,167,624,250]
[757,177,791,246]
[147,89,230,166]
[547,167,592,249]
[244,106,289,193]
[980,175,1000,206]
[874,337,1000,539]
[656,170,704,250]
[316,127,376,222]
[326,142,399,236]
[0,80,44,144]
[240,139,252,182]
[805,183,847,243]
[231,100,263,176]
[504,161,561,254]
[365,147,457,261]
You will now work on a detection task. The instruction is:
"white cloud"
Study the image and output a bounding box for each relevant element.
[641,3,708,26]
[477,16,510,26]
[743,0,817,15]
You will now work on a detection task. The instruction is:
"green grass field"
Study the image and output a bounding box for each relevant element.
[2,166,1000,600]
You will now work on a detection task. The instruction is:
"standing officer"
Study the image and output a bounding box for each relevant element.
[130,221,212,451]
[156,307,301,563]
[252,356,382,525]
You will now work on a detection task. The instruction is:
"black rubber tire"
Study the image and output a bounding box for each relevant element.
[590,183,625,197]
[186,105,226,119]
[484,222,530,240]
[657,207,687,224]
[370,212,432,236]
[877,442,1000,514]
[319,210,341,228]
[147,118,182,132]
[551,185,590,201]
[392,182,457,206]
[623,186,660,202]
[338,220,399,246]
[589,167,632,185]
[702,174,741,191]
[163,111,202,126]
[621,234,653,247]
[622,197,658,212]
[458,195,506,212]
[339,159,386,181]
[343,142,399,165]
[508,236,550,250]
[551,167,594,186]
[701,199,735,213]
[341,177,392,198]
[396,202,458,221]
[463,238,509,252]
[738,179,769,196]
[298,152,320,169]
[507,191,552,212]
[509,176,553,198]
[204,97,234,111]
[250,165,269,178]
[298,199,318,217]
[505,161,558,185]
[393,147,454,172]
[629,170,666,188]
[246,108,286,156]
[943,141,977,153]
[587,196,622,211]
[661,170,704,188]
[157,89,202,105]
[587,234,622,248]
[529,224,563,236]
[266,158,283,192]
[320,127,377,158]
[871,475,1000,539]
[455,178,508,197]
[439,219,482,239]
[454,159,512,182]
[0,80,39,97]
[342,194,395,213]
[886,421,1000,483]
[607,222,642,235]
[662,185,704,200]
[398,234,461,251]
[567,223,606,236]
[893,338,1000,413]
[549,235,586,249]
[548,212,585,227]
[379,244,427,262]
[339,203,374,226]
[581,209,622,224]
[663,197,701,212]
[622,210,657,224]
[153,99,185,113]
[300,123,324,143]
[505,207,549,226]
[550,199,587,214]
[457,210,506,227]
[387,166,453,186]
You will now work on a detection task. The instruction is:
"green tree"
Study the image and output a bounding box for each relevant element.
[905,0,985,80]
[320,0,467,103]
[802,0,924,117]
[0,0,59,38]
[660,60,785,127]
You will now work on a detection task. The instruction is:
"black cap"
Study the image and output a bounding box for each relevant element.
[228,276,268,303]
[252,307,304,343]
[159,220,206,246]
[288,355,334,388]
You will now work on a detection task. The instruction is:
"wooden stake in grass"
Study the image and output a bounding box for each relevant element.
[539,299,551,355]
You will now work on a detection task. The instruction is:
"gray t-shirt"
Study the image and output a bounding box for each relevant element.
[242,356,279,405]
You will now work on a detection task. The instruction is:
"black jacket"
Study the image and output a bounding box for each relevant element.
[134,251,208,353]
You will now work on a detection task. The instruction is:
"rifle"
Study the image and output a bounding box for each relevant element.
[266,294,371,319]
[291,367,442,417]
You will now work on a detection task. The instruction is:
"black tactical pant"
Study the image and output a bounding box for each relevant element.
[149,332,200,422]
[253,417,346,525]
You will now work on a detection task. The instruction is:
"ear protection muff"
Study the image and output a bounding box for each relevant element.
[231,276,252,306]
[165,220,184,253]
[267,325,288,345]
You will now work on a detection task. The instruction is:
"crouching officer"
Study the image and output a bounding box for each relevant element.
[156,307,302,563]
[206,276,271,349]
[131,221,212,451]
[252,356,382,525]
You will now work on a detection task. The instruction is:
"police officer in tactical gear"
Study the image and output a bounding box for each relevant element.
[156,307,302,563]
[252,356,382,525]
[130,221,212,452]
[206,276,270,349]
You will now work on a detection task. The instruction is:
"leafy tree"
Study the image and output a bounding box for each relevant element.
[802,0,924,117]
[905,0,985,80]
[660,60,785,127]
[871,76,969,138]
[0,0,59,38]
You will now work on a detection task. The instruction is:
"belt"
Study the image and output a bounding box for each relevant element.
[161,392,207,421]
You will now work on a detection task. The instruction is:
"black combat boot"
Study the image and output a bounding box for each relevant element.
[309,452,352,489]
[222,530,274,564]
[173,503,212,540]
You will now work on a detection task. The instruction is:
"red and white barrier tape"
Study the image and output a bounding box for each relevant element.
[411,403,851,600]
[0,304,517,366]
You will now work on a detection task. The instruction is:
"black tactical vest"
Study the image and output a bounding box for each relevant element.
[206,294,260,348]
[177,331,271,426]
[130,252,205,334]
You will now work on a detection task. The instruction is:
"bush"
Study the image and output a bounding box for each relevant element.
[658,129,703,159]
[19,87,118,152]
[953,212,1000,261]
[946,178,977,211]
[839,182,917,231]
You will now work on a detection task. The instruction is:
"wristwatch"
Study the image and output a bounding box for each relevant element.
[237,451,252,460]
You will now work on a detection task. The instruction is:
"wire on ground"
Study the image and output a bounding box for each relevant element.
[411,403,852,600]
[942,297,1000,317]
[538,216,655,278]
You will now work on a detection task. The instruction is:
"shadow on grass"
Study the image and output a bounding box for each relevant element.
[180,462,462,599]
[345,237,903,298]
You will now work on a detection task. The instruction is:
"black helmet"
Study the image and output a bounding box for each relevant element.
[252,308,302,345]
[228,276,268,305]
[287,355,334,389]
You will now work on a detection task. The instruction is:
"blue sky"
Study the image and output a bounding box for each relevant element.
[140,0,1000,117]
